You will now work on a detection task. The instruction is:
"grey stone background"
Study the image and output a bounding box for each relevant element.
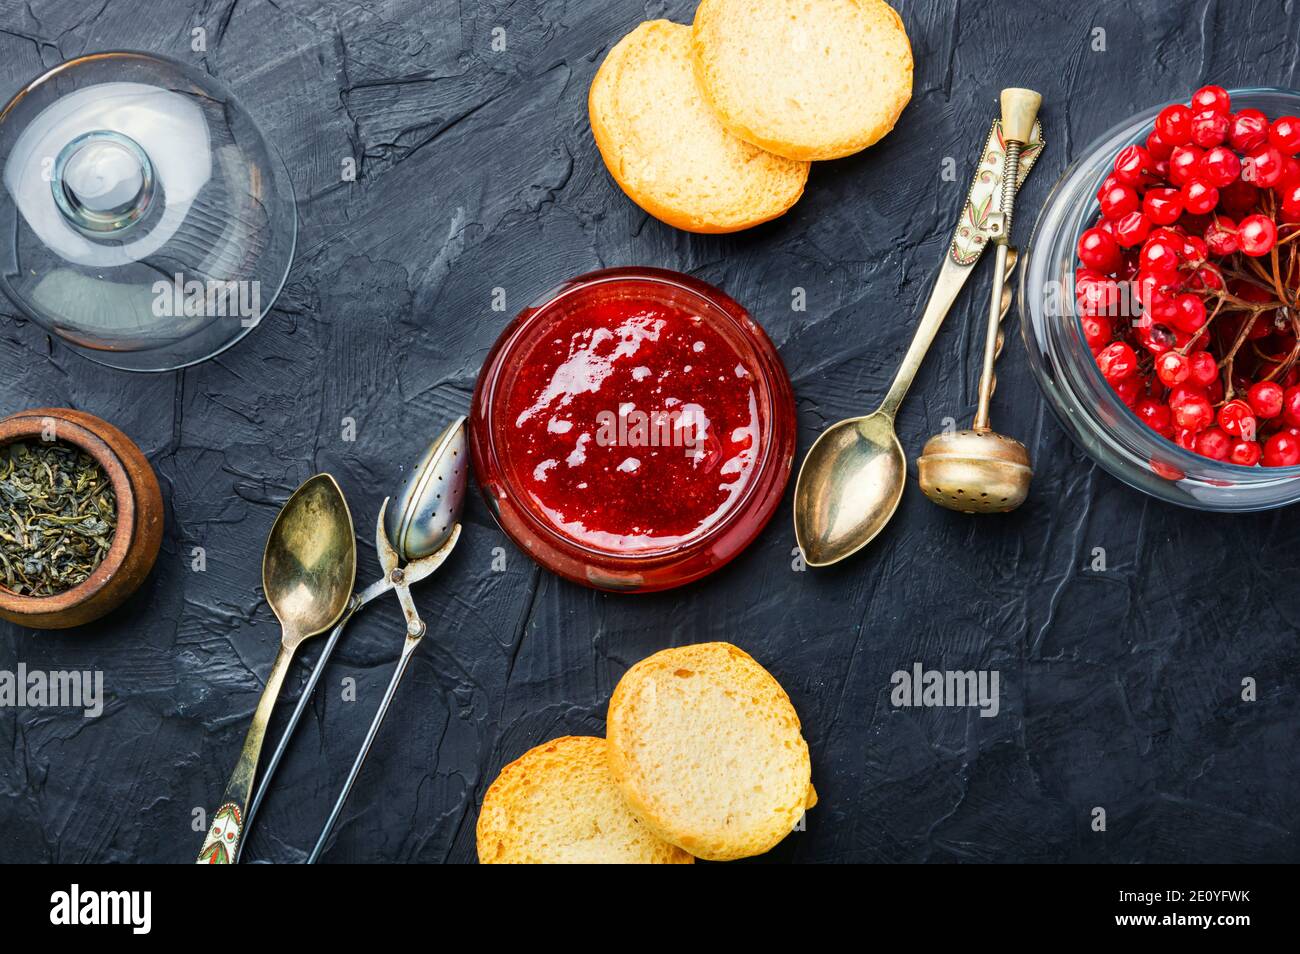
[1,0,1297,863]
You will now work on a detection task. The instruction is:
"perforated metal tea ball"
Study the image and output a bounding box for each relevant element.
[917,429,1032,514]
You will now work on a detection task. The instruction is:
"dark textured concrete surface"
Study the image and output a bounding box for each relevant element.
[1,0,1297,864]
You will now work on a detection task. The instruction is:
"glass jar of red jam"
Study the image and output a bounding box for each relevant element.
[470,267,796,592]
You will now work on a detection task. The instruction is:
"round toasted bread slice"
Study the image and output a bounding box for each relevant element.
[476,735,694,864]
[606,642,813,861]
[588,19,809,233]
[691,0,913,161]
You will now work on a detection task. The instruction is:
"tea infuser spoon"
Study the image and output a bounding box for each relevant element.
[307,491,465,863]
[196,474,356,864]
[793,95,1045,567]
[918,89,1042,514]
[240,417,467,859]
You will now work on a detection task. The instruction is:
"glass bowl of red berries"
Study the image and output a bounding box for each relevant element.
[1022,86,1300,510]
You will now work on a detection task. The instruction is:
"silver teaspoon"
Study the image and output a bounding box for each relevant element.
[240,417,467,859]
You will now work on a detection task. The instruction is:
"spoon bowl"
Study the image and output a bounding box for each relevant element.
[385,416,467,562]
[794,411,906,567]
[263,474,357,647]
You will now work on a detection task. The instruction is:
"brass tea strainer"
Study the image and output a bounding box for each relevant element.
[917,248,1031,512]
[918,88,1041,514]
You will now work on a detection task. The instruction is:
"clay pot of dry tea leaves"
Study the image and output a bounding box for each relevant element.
[0,408,163,629]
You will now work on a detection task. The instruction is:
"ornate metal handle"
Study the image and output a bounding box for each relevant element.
[880,99,1044,423]
[196,643,294,864]
[974,247,1018,431]
[973,88,1040,433]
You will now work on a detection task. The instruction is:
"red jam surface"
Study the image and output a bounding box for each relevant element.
[472,268,796,591]
[501,287,759,550]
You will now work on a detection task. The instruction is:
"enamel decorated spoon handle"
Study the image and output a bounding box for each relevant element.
[196,642,294,863]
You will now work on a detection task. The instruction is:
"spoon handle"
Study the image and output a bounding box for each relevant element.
[879,255,978,419]
[881,93,1044,423]
[307,636,419,863]
[196,643,294,864]
[239,604,345,856]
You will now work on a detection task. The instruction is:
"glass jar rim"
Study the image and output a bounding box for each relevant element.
[473,265,794,561]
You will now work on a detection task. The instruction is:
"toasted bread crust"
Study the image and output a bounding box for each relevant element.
[589,19,808,233]
[477,735,694,864]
